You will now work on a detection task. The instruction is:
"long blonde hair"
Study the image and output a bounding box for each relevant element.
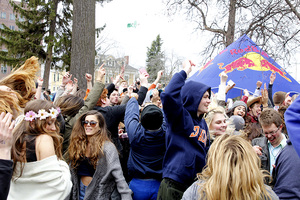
[205,106,235,139]
[197,134,271,200]
[0,56,39,108]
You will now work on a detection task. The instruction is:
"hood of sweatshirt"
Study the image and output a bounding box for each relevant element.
[181,80,211,119]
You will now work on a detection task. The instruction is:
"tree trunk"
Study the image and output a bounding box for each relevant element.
[44,0,59,90]
[70,0,96,89]
[226,0,237,46]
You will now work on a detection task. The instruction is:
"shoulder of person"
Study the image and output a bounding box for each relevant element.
[36,134,55,160]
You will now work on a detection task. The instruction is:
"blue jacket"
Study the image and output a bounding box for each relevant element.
[124,98,166,180]
[160,70,211,187]
[273,140,300,199]
[284,95,300,159]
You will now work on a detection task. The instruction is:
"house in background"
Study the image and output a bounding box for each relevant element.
[95,55,139,85]
[49,68,66,93]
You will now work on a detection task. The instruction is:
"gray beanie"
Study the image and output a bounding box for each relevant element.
[230,115,245,131]
[229,101,247,112]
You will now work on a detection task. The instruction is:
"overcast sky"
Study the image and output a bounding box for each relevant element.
[95,0,300,82]
[95,0,207,71]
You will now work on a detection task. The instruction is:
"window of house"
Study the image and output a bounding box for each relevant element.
[53,74,56,82]
[0,24,3,29]
[124,75,129,82]
[9,25,15,30]
[10,14,15,20]
[95,58,98,65]
[53,87,55,92]
[1,12,6,19]
[57,73,59,81]
[107,60,114,66]
[19,16,24,21]
[1,64,7,74]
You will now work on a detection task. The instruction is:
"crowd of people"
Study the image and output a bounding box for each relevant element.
[0,56,300,200]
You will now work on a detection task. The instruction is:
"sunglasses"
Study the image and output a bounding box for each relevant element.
[82,120,98,127]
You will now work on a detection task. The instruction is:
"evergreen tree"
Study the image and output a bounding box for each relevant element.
[53,0,73,71]
[0,0,48,67]
[146,35,164,83]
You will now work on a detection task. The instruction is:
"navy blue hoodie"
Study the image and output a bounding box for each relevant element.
[160,70,211,187]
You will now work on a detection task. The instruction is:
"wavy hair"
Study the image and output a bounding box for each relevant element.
[68,110,111,169]
[54,95,84,118]
[197,134,271,200]
[0,56,39,108]
[0,89,22,118]
[11,100,63,177]
[96,88,108,107]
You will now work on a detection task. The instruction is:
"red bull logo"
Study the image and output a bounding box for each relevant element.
[197,59,213,76]
[218,52,291,82]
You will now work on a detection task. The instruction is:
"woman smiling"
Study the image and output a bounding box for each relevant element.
[68,110,132,200]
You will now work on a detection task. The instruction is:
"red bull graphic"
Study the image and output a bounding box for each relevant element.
[197,59,213,75]
[218,52,291,82]
[218,57,256,73]
[188,34,300,99]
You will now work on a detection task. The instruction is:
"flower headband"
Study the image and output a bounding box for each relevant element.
[25,107,61,121]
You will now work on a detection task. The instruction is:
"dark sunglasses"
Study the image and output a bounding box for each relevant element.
[82,120,98,127]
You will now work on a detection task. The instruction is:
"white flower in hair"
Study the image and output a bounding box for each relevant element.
[37,109,49,120]
[49,107,59,118]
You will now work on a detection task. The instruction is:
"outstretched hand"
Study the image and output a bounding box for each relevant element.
[270,72,276,85]
[183,60,194,76]
[261,83,268,106]
[0,112,15,159]
[95,63,106,82]
[62,72,72,86]
[85,73,92,82]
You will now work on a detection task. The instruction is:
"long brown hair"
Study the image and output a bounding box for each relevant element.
[54,95,84,118]
[197,134,271,200]
[12,100,63,176]
[68,110,111,169]
[0,56,39,108]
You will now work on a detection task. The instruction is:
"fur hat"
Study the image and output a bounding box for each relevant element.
[273,91,286,105]
[141,104,163,130]
[228,101,247,112]
[247,96,262,109]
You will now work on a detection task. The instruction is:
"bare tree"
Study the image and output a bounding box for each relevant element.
[95,34,120,56]
[164,50,183,85]
[165,0,300,68]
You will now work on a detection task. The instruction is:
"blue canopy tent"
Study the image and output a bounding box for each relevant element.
[188,34,300,99]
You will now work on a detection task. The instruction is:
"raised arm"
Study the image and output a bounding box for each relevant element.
[161,60,193,123]
[285,95,300,158]
[54,72,72,103]
[85,73,93,91]
[268,72,276,107]
[0,112,15,200]
[35,77,43,100]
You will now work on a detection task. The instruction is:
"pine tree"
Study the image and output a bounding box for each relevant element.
[146,35,165,83]
[0,0,48,67]
[53,0,73,71]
